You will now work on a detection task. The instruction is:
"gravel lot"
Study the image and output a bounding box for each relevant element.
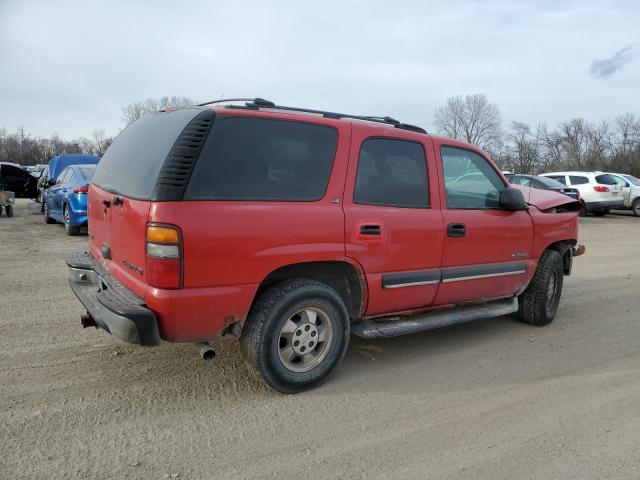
[2,199,639,479]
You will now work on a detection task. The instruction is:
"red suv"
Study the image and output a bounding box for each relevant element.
[67,98,584,393]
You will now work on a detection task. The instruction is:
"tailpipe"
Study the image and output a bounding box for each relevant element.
[196,342,216,361]
[81,313,98,329]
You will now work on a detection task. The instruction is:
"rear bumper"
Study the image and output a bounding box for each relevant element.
[585,199,624,211]
[66,251,160,346]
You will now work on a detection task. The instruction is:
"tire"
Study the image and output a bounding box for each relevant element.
[5,205,13,217]
[43,202,55,224]
[632,198,640,217]
[240,279,350,394]
[0,206,3,216]
[63,205,81,235]
[518,250,564,326]
[592,210,606,217]
[579,201,587,217]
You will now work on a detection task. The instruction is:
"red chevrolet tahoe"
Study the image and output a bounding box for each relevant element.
[67,98,584,393]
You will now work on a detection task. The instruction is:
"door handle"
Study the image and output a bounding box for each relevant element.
[447,223,466,238]
[360,224,382,235]
[102,200,111,208]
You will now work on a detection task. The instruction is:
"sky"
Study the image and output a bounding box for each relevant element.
[0,0,638,139]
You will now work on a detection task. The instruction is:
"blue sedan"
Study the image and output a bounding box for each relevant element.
[43,164,96,235]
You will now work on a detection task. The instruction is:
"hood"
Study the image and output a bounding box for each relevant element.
[512,185,581,212]
[48,154,100,181]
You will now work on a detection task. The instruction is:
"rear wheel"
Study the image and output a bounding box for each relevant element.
[63,205,81,235]
[43,202,55,224]
[518,250,564,326]
[592,210,606,217]
[240,279,350,393]
[5,205,13,217]
[579,201,587,217]
[632,198,640,217]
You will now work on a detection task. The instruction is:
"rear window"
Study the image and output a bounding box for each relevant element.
[569,175,588,185]
[547,175,567,185]
[92,108,203,199]
[79,166,95,180]
[594,174,620,185]
[185,117,338,201]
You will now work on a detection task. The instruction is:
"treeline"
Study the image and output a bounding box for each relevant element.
[3,94,639,177]
[434,94,640,176]
[0,127,112,166]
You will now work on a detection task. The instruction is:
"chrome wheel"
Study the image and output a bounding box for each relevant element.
[277,307,334,373]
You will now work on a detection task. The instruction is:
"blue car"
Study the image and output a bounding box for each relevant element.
[43,164,96,235]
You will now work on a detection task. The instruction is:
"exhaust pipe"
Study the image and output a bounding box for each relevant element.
[196,342,216,361]
[81,313,98,329]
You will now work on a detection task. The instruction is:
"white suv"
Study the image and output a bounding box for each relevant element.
[539,171,624,216]
[607,173,640,216]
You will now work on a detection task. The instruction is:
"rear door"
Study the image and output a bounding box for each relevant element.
[433,143,533,306]
[343,129,444,316]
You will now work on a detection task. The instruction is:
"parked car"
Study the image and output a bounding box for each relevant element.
[539,171,624,216]
[37,154,100,207]
[43,164,96,235]
[605,173,640,216]
[0,162,38,198]
[26,164,47,177]
[66,99,583,393]
[506,174,580,201]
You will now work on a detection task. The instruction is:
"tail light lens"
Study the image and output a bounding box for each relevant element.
[146,224,182,289]
[73,185,89,194]
[593,186,609,192]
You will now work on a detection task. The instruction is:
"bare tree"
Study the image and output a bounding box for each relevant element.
[121,96,196,125]
[433,94,502,150]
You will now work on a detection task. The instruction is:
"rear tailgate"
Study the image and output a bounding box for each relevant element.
[88,185,150,297]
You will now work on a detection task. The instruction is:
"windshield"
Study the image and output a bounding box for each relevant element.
[623,175,640,186]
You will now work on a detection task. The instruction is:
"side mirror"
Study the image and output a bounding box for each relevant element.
[500,187,527,211]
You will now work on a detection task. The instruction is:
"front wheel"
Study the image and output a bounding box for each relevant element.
[5,205,13,217]
[518,250,564,326]
[43,202,55,224]
[240,279,350,393]
[632,198,640,217]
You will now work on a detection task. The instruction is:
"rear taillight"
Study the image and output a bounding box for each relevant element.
[146,224,182,289]
[74,185,89,194]
[593,186,609,192]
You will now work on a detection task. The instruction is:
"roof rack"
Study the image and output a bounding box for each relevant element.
[201,98,426,134]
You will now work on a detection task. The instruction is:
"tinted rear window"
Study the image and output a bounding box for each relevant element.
[547,175,567,185]
[79,166,95,180]
[92,108,202,198]
[594,174,619,185]
[535,176,565,188]
[185,117,338,201]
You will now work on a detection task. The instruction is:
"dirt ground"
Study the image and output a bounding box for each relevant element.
[1,199,639,480]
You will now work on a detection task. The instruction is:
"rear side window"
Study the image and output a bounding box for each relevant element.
[185,117,338,201]
[354,138,428,208]
[569,175,588,185]
[92,108,203,199]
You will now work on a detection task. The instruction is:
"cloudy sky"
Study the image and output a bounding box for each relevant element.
[1,0,638,139]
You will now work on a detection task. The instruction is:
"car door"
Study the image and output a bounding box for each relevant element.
[49,168,71,217]
[433,142,533,306]
[343,129,444,316]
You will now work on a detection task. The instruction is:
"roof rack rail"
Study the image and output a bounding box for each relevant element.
[196,97,275,107]
[212,98,427,134]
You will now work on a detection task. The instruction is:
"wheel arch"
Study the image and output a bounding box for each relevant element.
[544,240,576,275]
[252,260,367,321]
